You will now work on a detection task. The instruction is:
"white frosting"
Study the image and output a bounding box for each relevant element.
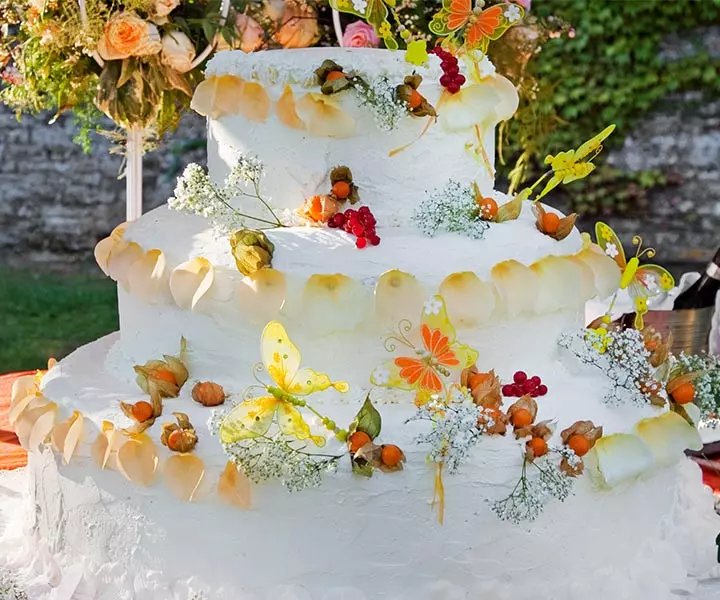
[204,48,504,228]
[5,334,718,599]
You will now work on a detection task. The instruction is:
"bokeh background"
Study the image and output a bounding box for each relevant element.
[1,0,719,371]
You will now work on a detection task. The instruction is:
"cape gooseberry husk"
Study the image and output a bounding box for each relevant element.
[229,229,275,276]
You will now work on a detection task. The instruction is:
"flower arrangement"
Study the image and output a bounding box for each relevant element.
[0,0,242,146]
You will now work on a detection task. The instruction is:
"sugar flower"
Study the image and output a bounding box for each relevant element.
[342,21,381,48]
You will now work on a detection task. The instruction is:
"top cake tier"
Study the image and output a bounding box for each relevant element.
[201,48,517,228]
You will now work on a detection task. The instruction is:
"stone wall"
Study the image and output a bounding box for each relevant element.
[0,87,719,268]
[0,106,206,265]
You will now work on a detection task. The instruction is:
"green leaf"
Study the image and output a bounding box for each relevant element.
[117,58,136,89]
[351,460,374,478]
[349,395,382,440]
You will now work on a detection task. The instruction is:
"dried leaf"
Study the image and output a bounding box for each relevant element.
[276,85,305,130]
[229,229,275,276]
[532,203,577,240]
[164,453,205,502]
[116,434,159,486]
[350,395,382,440]
[439,272,496,327]
[295,93,356,138]
[169,257,214,310]
[495,193,523,223]
[374,270,425,329]
[191,74,245,119]
[235,269,287,325]
[560,420,603,446]
[218,461,252,509]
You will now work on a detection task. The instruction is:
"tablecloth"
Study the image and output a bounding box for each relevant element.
[0,371,31,470]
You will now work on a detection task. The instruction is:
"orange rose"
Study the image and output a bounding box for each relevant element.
[97,12,162,61]
[274,0,320,49]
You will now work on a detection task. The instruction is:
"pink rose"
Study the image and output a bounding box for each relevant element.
[342,21,380,48]
[512,0,531,10]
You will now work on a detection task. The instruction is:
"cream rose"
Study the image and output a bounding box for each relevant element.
[274,0,319,49]
[155,0,180,17]
[97,13,162,61]
[215,13,265,53]
[161,31,196,73]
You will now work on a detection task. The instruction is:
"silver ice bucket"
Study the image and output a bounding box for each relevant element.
[642,306,714,356]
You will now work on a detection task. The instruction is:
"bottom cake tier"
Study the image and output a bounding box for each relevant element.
[5,334,720,600]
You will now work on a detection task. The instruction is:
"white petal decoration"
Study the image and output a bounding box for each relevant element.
[567,253,599,301]
[490,260,539,317]
[106,240,144,291]
[50,411,85,465]
[94,222,127,275]
[438,84,501,132]
[576,244,622,300]
[9,392,45,426]
[488,74,519,123]
[127,249,170,304]
[218,461,252,509]
[588,433,654,488]
[374,270,425,330]
[295,93,356,138]
[164,454,205,502]
[438,272,496,328]
[15,401,58,450]
[634,412,702,467]
[276,85,305,130]
[191,74,246,119]
[684,403,701,425]
[236,269,287,325]
[169,257,215,310]
[117,434,159,486]
[302,274,366,332]
[529,256,583,313]
[91,422,125,471]
[10,374,37,407]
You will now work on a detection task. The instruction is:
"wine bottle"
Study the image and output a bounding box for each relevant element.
[673,247,720,310]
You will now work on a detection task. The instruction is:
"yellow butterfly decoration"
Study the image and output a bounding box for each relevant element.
[534,124,616,201]
[595,222,675,330]
[219,322,349,447]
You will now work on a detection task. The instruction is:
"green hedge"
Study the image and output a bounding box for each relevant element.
[499,0,720,214]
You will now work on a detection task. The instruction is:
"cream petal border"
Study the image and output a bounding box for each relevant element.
[169,257,215,311]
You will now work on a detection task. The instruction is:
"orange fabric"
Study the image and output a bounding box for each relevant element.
[0,371,31,470]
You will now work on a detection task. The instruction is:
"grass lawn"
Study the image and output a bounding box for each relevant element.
[0,268,118,373]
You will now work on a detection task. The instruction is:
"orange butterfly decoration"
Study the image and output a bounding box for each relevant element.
[429,0,524,52]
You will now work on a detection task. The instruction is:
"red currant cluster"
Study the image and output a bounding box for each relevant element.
[502,371,548,398]
[430,47,466,94]
[328,206,380,249]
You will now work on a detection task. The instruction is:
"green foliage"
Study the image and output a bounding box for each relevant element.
[0,268,118,371]
[499,0,720,214]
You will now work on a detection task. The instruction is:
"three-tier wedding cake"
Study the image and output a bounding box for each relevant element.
[6,33,720,600]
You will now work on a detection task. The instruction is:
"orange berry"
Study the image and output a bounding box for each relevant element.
[380,444,404,467]
[542,212,561,234]
[639,378,662,395]
[131,400,153,422]
[326,70,346,82]
[349,430,371,454]
[468,372,491,391]
[671,382,695,405]
[644,338,659,352]
[167,429,184,452]
[528,436,548,458]
[408,89,423,109]
[332,181,351,200]
[567,434,591,457]
[479,197,498,220]
[511,408,533,428]
[153,368,177,385]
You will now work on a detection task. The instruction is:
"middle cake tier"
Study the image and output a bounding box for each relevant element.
[97,203,621,398]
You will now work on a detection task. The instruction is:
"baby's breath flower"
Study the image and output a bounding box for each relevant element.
[677,352,720,422]
[355,76,409,131]
[414,180,489,240]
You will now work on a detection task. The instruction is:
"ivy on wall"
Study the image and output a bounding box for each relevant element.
[496,0,720,216]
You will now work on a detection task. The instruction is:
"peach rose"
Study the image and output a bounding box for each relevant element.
[216,13,265,53]
[274,0,320,49]
[97,13,162,61]
[161,31,196,73]
[155,0,180,17]
[342,21,380,48]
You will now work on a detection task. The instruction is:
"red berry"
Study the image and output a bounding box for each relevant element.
[502,384,514,396]
[328,219,339,228]
[446,83,460,94]
[359,206,370,214]
[537,384,548,396]
[512,384,525,397]
[352,224,365,236]
[445,64,459,76]
[529,376,541,386]
[439,74,453,87]
[356,237,367,249]
[522,381,536,394]
[369,235,381,246]
[334,212,346,225]
[513,371,527,384]
[455,74,466,86]
[530,389,540,397]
